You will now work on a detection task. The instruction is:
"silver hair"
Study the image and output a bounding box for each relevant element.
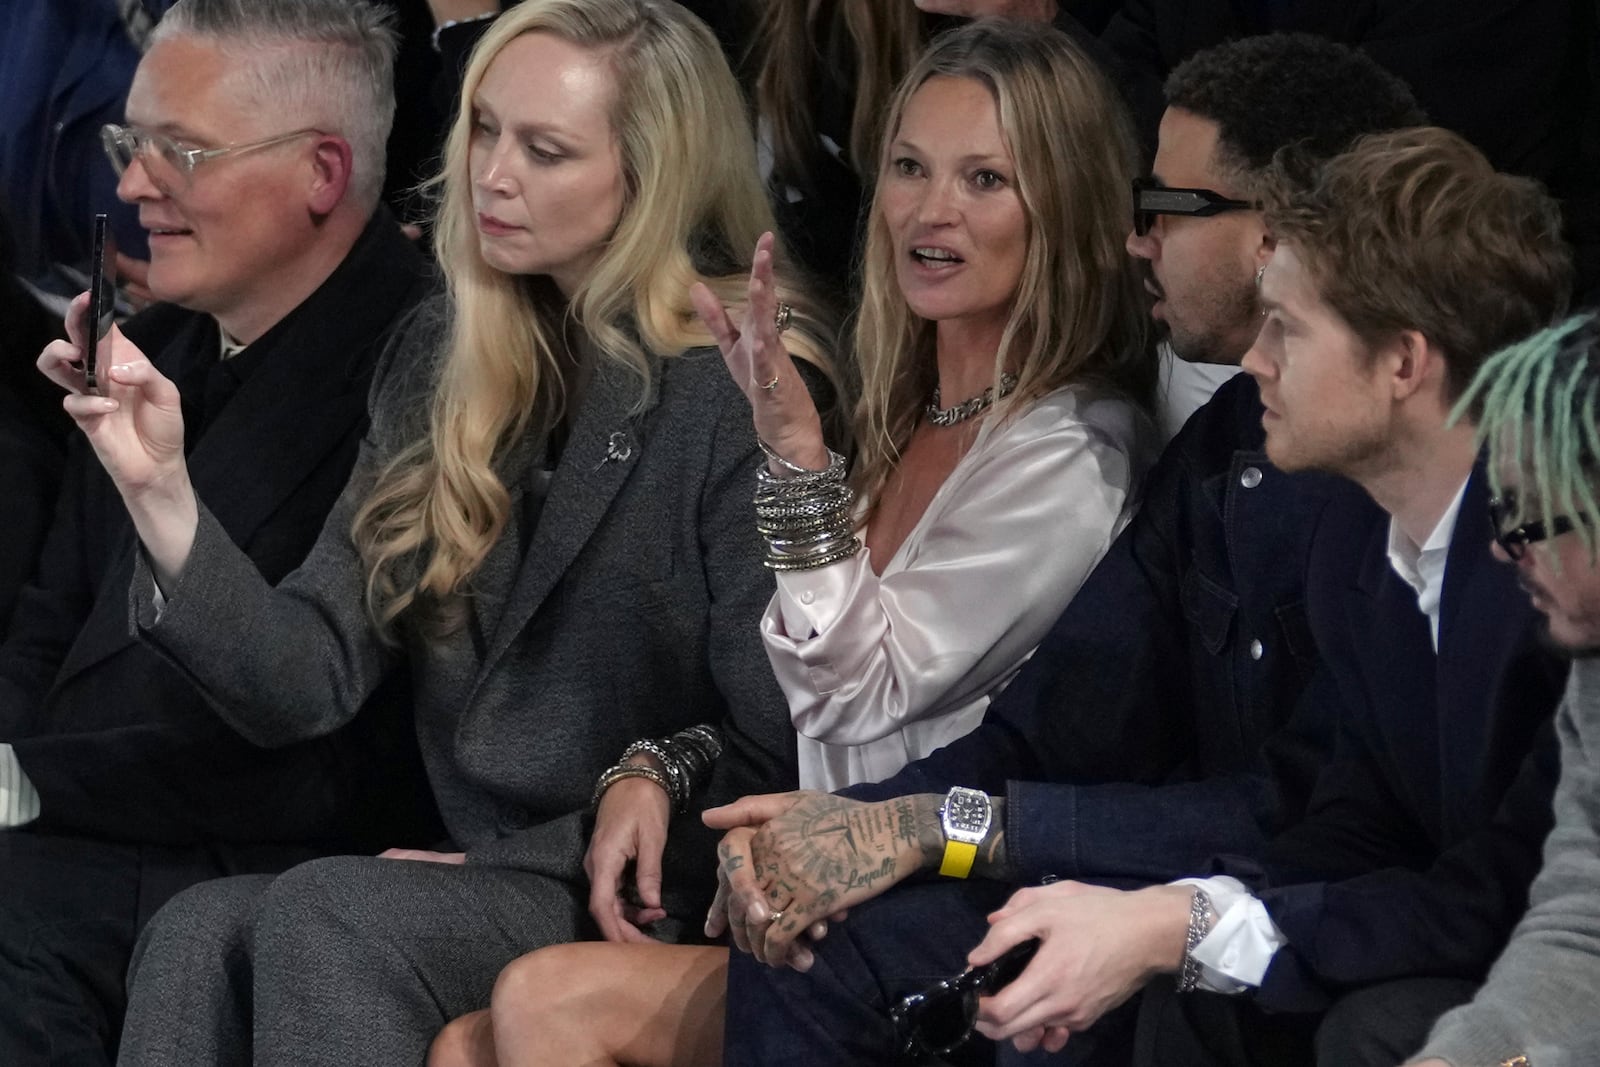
[152,0,398,209]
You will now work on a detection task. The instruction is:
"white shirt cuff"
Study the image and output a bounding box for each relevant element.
[774,556,857,638]
[1173,875,1285,993]
[0,743,41,828]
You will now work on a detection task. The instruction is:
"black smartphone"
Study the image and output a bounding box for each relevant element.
[83,213,111,395]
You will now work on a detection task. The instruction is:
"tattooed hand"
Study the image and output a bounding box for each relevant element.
[743,793,945,967]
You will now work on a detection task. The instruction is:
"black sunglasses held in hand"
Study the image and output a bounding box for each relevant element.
[890,938,1041,1062]
[1131,177,1253,236]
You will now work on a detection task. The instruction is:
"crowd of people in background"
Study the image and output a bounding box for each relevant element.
[0,1,1597,1066]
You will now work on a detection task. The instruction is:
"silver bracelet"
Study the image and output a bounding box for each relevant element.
[591,762,671,810]
[757,439,847,482]
[766,540,862,571]
[1177,887,1214,993]
[621,739,687,808]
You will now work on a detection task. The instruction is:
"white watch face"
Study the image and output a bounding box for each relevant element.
[942,787,990,844]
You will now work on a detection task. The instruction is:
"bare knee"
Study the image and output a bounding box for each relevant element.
[428,1010,495,1067]
[491,943,610,1053]
[492,943,583,1025]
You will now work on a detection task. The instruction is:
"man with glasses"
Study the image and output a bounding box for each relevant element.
[711,34,1429,1067]
[0,1,436,1063]
[1405,312,1600,1067]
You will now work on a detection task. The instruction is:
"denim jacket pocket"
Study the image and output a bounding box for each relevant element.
[1274,598,1318,672]
[1182,567,1238,657]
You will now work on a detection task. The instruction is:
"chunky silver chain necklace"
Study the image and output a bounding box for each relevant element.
[925,373,1019,427]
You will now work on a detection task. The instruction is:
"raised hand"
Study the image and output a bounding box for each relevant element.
[690,231,830,473]
[38,291,196,585]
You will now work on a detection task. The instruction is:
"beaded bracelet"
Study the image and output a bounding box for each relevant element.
[595,725,725,813]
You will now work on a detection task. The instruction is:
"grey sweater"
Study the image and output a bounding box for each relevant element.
[1416,656,1600,1067]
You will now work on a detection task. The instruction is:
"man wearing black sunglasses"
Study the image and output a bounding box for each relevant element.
[1404,313,1600,1067]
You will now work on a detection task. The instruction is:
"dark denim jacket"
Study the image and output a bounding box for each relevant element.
[846,372,1355,883]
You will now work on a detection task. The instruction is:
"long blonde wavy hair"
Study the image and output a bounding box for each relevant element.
[852,20,1154,507]
[353,0,830,639]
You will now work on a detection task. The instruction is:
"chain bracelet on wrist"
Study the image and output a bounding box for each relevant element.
[591,763,672,811]
[1177,887,1213,993]
[621,740,686,808]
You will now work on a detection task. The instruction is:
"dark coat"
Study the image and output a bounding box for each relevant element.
[131,298,799,923]
[1238,465,1569,1011]
[0,210,440,856]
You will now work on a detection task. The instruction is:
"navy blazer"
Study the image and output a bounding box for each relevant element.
[0,211,440,854]
[1235,465,1568,1011]
[849,373,1353,882]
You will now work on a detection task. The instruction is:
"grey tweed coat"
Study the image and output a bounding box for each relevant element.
[130,299,798,922]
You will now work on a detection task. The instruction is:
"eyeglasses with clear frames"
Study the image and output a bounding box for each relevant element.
[100,124,322,185]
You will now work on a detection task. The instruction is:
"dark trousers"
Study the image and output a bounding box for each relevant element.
[722,871,1477,1067]
[722,879,1137,1067]
[0,830,324,1067]
[1134,976,1479,1067]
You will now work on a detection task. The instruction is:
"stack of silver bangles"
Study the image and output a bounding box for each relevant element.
[593,723,724,814]
[754,441,862,571]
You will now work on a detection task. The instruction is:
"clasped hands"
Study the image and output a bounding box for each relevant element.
[700,790,929,972]
[702,791,1195,1054]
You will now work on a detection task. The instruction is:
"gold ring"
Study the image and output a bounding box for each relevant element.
[759,375,780,392]
[774,302,792,334]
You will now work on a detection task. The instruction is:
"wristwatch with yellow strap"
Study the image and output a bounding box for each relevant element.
[937,787,991,878]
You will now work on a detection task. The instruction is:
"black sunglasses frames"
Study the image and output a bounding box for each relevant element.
[1488,494,1587,561]
[890,939,1041,1062]
[1131,178,1254,236]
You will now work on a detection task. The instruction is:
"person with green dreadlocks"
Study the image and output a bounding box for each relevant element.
[1408,311,1600,1067]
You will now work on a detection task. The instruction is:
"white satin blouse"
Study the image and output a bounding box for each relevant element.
[764,385,1158,792]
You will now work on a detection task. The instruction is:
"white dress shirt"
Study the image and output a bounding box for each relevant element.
[1385,479,1468,653]
[766,385,1157,792]
[1156,343,1242,443]
[1175,476,1471,991]
[0,744,40,828]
